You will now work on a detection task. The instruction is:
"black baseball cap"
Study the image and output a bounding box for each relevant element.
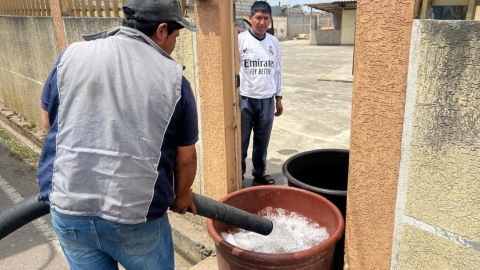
[124,0,198,32]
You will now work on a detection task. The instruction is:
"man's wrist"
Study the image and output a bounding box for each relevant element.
[275,95,282,100]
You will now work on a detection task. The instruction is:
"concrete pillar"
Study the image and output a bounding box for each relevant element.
[49,0,68,52]
[195,0,241,200]
[344,0,416,269]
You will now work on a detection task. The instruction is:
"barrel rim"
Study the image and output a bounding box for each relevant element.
[206,185,345,262]
[282,149,349,196]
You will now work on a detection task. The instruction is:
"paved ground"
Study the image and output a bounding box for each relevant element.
[243,40,354,187]
[0,142,69,270]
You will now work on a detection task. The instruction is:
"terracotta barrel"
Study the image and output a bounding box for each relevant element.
[206,186,344,270]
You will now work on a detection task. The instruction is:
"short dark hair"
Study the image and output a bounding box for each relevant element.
[251,1,272,16]
[123,7,184,37]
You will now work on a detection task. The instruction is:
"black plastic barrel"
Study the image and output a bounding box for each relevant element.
[282,149,349,269]
[282,149,349,219]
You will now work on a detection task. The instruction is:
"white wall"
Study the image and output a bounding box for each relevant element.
[341,9,356,45]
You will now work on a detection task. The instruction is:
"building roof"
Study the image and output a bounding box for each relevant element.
[305,1,357,14]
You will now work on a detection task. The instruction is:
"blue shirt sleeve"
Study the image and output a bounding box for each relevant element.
[40,69,55,110]
[40,50,66,111]
[177,77,199,146]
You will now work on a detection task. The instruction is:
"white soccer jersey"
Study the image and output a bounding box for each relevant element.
[238,30,281,99]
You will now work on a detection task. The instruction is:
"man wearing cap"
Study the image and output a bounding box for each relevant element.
[239,1,283,185]
[37,0,198,269]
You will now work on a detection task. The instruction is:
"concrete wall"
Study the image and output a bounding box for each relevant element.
[235,0,255,16]
[341,9,356,45]
[63,17,123,44]
[273,16,287,40]
[391,20,480,270]
[0,17,59,127]
[345,0,416,269]
[310,30,341,45]
[318,13,333,28]
[288,14,310,39]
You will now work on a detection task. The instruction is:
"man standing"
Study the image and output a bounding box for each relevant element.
[239,1,283,185]
[37,0,198,269]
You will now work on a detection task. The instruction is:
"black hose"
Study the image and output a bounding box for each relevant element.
[0,192,273,241]
[191,193,273,236]
[0,193,50,240]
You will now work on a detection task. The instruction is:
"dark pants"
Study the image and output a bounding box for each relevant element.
[240,96,275,178]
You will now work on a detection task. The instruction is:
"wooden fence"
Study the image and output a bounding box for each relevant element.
[0,0,51,16]
[63,0,126,18]
[0,0,189,18]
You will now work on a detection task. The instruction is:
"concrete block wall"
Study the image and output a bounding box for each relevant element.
[235,0,255,16]
[286,7,304,15]
[288,15,310,38]
[391,20,480,270]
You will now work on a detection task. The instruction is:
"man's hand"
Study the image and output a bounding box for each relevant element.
[274,98,283,117]
[170,188,197,215]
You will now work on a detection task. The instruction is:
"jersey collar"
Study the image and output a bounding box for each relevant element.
[248,29,266,41]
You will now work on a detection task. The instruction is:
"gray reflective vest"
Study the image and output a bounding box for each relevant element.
[50,27,183,224]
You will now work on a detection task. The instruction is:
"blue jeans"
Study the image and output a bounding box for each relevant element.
[240,96,275,178]
[51,209,174,270]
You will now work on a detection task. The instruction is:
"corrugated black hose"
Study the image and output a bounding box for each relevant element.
[0,193,50,240]
[0,192,273,240]
[191,193,273,236]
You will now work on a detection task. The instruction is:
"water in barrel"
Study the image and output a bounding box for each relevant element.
[221,207,330,254]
